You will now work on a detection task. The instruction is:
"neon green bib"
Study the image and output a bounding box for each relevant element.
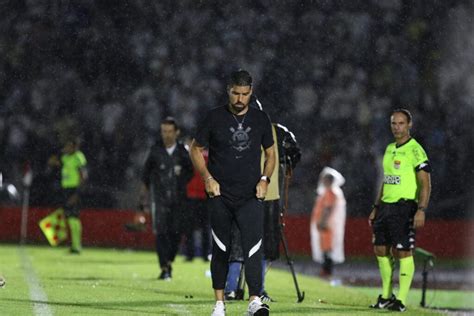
[61,151,87,189]
[381,138,428,203]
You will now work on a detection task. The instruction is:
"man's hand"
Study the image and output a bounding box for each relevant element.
[368,208,377,227]
[256,180,268,200]
[47,155,60,167]
[139,183,150,213]
[205,178,221,198]
[413,209,425,228]
[317,220,328,230]
[124,211,147,232]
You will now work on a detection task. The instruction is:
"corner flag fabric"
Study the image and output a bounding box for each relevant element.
[39,208,68,246]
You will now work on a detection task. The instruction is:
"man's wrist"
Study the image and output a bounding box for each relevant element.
[260,175,270,184]
[417,206,426,212]
[204,175,213,182]
[372,203,380,210]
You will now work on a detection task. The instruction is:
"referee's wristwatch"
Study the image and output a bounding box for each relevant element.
[260,175,270,184]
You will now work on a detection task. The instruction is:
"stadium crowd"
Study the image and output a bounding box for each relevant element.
[0,0,472,217]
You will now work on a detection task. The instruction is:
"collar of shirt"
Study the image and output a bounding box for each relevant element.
[166,143,177,156]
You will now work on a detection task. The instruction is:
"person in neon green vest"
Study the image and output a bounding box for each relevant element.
[369,109,431,312]
[57,138,88,254]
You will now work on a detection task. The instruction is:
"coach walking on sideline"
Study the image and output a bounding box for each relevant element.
[140,117,194,280]
[190,70,275,316]
[224,96,302,302]
[369,108,431,312]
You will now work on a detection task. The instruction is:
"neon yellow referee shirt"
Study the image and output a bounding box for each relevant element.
[61,150,87,189]
[381,138,428,203]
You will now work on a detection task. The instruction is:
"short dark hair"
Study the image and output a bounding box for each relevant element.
[161,116,179,130]
[64,137,79,147]
[392,108,412,123]
[228,69,253,87]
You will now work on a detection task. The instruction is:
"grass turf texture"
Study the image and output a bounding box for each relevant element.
[1,244,471,315]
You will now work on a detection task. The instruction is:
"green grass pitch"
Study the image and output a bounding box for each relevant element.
[0,244,471,315]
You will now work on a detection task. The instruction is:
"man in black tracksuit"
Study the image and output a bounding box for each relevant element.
[190,70,276,316]
[225,96,301,301]
[141,117,194,280]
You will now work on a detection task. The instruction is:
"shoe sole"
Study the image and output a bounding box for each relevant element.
[388,305,406,312]
[225,297,237,301]
[253,307,269,316]
[370,302,391,309]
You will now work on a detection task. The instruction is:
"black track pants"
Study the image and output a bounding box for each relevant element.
[209,196,264,296]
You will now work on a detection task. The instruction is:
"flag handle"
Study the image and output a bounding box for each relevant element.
[20,187,30,244]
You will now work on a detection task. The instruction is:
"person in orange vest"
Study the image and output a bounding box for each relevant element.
[310,167,346,278]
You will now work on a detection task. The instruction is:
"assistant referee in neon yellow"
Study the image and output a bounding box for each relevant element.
[60,139,88,254]
[368,109,431,312]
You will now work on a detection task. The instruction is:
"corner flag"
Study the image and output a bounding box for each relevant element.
[39,208,68,246]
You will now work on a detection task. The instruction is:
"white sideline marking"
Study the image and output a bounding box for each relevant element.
[19,247,53,316]
[167,304,190,314]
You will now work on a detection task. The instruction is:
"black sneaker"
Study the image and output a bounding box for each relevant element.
[370,294,396,309]
[247,297,270,316]
[388,299,406,312]
[158,270,171,281]
[224,291,237,301]
[260,291,274,303]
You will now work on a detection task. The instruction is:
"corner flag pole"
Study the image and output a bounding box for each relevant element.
[20,166,33,244]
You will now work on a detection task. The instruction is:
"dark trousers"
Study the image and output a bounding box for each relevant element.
[209,196,264,296]
[184,198,210,259]
[62,188,80,218]
[229,199,281,262]
[155,203,182,269]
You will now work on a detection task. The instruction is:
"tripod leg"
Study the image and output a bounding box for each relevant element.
[236,262,245,300]
[280,223,305,303]
[420,259,429,307]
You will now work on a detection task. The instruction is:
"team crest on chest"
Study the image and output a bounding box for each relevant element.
[394,160,401,169]
[229,125,252,152]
